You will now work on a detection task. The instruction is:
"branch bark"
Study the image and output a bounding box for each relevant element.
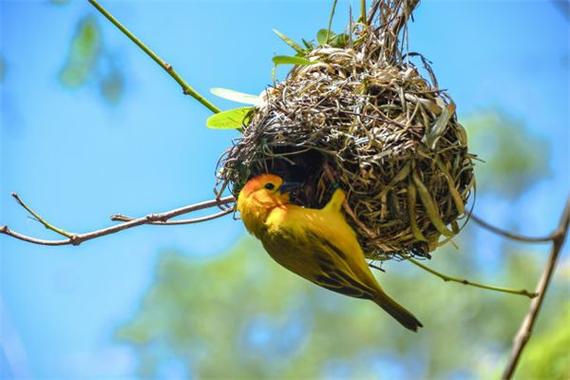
[469,213,556,244]
[408,258,538,299]
[111,208,233,225]
[0,195,235,246]
[502,197,570,379]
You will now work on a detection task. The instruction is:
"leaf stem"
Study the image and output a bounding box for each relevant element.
[88,0,221,114]
[408,258,538,299]
[11,193,74,239]
[326,0,339,43]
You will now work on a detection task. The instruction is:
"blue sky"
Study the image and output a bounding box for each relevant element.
[1,1,568,378]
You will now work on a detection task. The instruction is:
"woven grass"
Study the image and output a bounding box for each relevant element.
[216,0,476,261]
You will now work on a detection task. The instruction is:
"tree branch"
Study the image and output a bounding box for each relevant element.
[408,258,538,299]
[111,208,233,225]
[469,212,556,244]
[502,196,570,379]
[11,193,74,239]
[0,195,235,246]
[88,0,221,114]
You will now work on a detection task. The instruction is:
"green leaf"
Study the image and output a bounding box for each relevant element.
[272,29,304,54]
[210,88,260,106]
[317,29,333,46]
[331,33,349,48]
[59,15,101,88]
[301,38,315,50]
[326,0,339,43]
[206,107,252,130]
[272,55,314,66]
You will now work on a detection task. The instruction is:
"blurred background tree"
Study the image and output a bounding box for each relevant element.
[116,111,569,379]
[57,5,125,105]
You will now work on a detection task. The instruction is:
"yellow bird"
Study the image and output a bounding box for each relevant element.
[237,174,423,331]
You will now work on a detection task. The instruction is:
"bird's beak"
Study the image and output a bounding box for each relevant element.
[279,181,301,194]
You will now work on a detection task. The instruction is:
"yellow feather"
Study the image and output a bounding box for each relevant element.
[238,174,423,331]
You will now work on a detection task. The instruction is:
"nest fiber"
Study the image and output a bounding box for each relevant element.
[217,0,476,261]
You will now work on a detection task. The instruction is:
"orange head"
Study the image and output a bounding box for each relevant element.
[237,174,298,235]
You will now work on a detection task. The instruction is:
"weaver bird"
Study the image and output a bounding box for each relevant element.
[237,174,423,331]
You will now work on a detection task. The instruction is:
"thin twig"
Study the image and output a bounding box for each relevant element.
[88,0,221,114]
[367,0,382,25]
[369,263,385,272]
[0,195,235,246]
[11,193,74,238]
[469,213,556,244]
[408,258,538,299]
[502,197,570,379]
[111,208,233,225]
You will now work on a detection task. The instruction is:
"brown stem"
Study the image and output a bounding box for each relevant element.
[502,197,570,379]
[469,213,556,244]
[111,209,233,225]
[369,0,421,59]
[367,0,382,25]
[389,0,420,37]
[409,258,537,299]
[0,195,235,246]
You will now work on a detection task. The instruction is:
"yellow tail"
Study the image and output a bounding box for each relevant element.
[324,189,345,212]
[373,290,423,332]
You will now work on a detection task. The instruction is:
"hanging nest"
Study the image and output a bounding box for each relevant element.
[216,0,476,261]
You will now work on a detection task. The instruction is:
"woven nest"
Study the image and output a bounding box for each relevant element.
[216,0,476,261]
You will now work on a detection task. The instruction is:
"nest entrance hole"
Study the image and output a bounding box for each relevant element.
[249,147,332,209]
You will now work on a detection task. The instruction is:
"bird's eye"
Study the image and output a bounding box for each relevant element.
[264,183,275,190]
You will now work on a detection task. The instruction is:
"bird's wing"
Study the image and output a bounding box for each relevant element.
[304,230,379,300]
[264,209,378,301]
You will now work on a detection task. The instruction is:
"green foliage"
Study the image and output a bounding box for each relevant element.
[271,0,348,73]
[206,107,252,130]
[519,302,570,379]
[117,239,569,378]
[59,15,101,88]
[210,88,260,106]
[59,14,125,104]
[272,29,305,55]
[325,0,339,44]
[269,0,347,84]
[464,111,549,196]
[317,28,330,46]
[271,55,317,79]
[316,29,349,48]
[272,55,314,67]
[301,38,315,51]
